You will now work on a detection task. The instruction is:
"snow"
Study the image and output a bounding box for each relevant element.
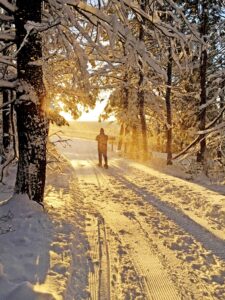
[0,193,55,299]
[1,136,225,299]
[0,0,16,13]
[0,80,17,89]
[0,161,89,300]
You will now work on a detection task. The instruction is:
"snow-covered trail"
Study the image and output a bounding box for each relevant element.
[56,137,225,300]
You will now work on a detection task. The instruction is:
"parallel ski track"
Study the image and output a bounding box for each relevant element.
[84,160,111,300]
[85,214,111,300]
[98,215,111,300]
[86,215,99,300]
[108,163,218,299]
[88,160,181,300]
[109,164,225,261]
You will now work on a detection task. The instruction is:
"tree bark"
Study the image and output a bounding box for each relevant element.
[197,0,208,162]
[131,125,139,159]
[138,0,148,160]
[138,72,148,160]
[14,0,48,203]
[165,44,173,165]
[121,44,129,154]
[117,123,124,151]
[124,125,129,154]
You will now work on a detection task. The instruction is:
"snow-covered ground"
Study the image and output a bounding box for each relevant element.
[0,136,225,299]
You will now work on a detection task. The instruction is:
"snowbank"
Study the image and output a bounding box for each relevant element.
[0,194,57,300]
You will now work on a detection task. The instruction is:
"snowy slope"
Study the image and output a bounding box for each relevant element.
[0,161,90,300]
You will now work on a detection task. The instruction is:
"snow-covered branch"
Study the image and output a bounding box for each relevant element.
[174,106,225,160]
[0,33,15,42]
[200,106,225,132]
[0,80,17,90]
[0,0,16,13]
[164,0,203,43]
[197,123,225,135]
[24,19,61,34]
[68,1,167,79]
[0,56,16,67]
[0,13,13,22]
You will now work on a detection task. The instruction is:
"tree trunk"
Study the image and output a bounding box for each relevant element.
[138,72,148,160]
[124,125,129,154]
[121,45,129,154]
[138,0,148,160]
[131,125,139,159]
[165,44,173,165]
[117,123,124,151]
[197,1,208,162]
[217,77,225,161]
[14,0,48,203]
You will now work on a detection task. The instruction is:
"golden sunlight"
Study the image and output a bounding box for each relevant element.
[78,100,107,121]
[57,90,115,122]
[57,100,74,122]
[78,90,114,121]
[59,111,74,122]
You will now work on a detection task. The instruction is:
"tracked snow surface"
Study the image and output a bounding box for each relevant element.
[0,137,225,299]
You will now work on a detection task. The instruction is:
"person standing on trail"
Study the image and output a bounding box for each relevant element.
[96,128,108,168]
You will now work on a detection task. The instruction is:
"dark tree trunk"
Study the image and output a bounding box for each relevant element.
[165,45,173,165]
[131,125,139,159]
[14,0,48,203]
[138,71,148,160]
[138,0,148,160]
[121,45,129,154]
[117,123,124,151]
[217,77,225,161]
[197,1,208,162]
[124,125,129,154]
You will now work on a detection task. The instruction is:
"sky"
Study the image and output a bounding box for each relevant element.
[78,99,108,121]
[60,90,115,122]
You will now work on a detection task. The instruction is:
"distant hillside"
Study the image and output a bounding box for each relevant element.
[50,121,120,140]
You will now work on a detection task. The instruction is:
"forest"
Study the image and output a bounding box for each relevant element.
[1,1,225,299]
[0,0,225,204]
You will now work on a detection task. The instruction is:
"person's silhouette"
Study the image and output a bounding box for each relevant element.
[96,128,108,168]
